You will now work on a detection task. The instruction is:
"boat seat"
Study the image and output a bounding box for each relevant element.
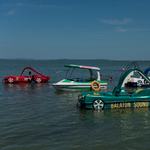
[89,78,94,81]
[69,79,74,81]
[80,79,83,82]
[76,78,83,82]
[76,78,80,82]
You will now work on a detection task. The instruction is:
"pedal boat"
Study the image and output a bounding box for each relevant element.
[126,67,150,87]
[52,64,107,91]
[78,68,150,109]
[4,67,50,83]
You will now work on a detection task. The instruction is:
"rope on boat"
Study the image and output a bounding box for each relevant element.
[49,83,53,89]
[56,69,68,74]
[56,70,64,73]
[65,98,78,108]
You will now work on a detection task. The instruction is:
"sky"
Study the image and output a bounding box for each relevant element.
[0,0,150,60]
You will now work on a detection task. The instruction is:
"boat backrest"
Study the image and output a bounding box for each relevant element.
[112,87,128,96]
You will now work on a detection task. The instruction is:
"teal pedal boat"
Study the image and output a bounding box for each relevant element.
[78,68,150,109]
[52,64,107,91]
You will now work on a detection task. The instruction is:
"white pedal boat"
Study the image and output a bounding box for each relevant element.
[126,67,150,87]
[52,64,107,91]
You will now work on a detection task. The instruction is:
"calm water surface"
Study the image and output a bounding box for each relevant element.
[0,60,150,150]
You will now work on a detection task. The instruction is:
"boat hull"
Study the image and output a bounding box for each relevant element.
[78,88,150,110]
[52,80,107,91]
[78,100,150,109]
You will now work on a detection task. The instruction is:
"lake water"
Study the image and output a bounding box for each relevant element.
[0,59,150,150]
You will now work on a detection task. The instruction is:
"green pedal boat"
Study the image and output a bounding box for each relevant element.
[52,64,107,91]
[78,68,150,109]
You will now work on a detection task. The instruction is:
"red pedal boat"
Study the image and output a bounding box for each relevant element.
[4,67,50,83]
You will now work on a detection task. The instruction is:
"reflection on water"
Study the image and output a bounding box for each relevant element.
[78,107,150,121]
[5,83,29,93]
[77,107,150,146]
[54,90,81,97]
[5,83,50,94]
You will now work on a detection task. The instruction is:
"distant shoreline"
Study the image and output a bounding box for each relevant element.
[0,58,108,61]
[0,58,149,61]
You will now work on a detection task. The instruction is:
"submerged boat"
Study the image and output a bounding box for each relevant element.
[52,64,107,91]
[78,68,150,109]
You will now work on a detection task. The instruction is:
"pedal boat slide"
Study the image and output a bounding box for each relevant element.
[52,64,107,91]
[78,68,150,109]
